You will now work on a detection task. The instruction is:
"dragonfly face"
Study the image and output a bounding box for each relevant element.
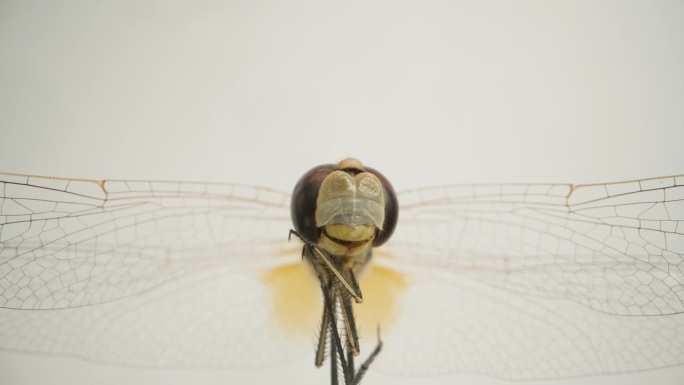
[291,158,398,271]
[0,164,683,382]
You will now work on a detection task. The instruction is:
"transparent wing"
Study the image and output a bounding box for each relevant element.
[2,172,684,379]
[0,173,308,367]
[378,175,684,379]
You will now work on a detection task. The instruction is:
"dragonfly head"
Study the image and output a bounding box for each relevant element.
[291,158,398,247]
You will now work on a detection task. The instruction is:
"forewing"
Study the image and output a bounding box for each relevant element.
[378,175,684,378]
[0,173,292,309]
[0,173,307,368]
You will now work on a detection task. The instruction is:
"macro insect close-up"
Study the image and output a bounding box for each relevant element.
[1,2,683,385]
[1,158,684,385]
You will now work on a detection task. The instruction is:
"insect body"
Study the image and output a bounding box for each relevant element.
[0,164,682,383]
[290,158,397,382]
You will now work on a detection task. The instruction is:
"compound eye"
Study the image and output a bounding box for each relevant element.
[290,164,336,244]
[365,166,398,247]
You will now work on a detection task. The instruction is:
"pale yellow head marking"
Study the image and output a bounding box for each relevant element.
[338,158,365,171]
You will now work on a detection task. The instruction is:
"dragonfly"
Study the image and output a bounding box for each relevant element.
[0,159,683,383]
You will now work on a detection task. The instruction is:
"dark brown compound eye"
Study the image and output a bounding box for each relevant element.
[365,166,398,247]
[290,164,337,244]
[290,160,398,247]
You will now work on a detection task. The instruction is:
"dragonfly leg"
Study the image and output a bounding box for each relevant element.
[337,284,360,356]
[330,332,338,385]
[289,230,363,303]
[350,328,383,385]
[315,301,330,367]
[346,346,355,379]
[289,230,381,385]
[299,239,352,384]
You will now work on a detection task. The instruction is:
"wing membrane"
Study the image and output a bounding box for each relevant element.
[389,175,684,316]
[377,174,684,378]
[376,270,684,379]
[2,171,684,378]
[0,173,292,310]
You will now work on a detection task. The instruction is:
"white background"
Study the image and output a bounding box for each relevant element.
[1,1,683,384]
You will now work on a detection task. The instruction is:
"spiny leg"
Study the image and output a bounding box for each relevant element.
[350,328,383,385]
[337,283,360,356]
[330,325,338,385]
[337,300,384,385]
[320,271,354,384]
[289,230,363,303]
[344,267,363,305]
[289,230,382,385]
[346,345,355,379]
[299,239,342,369]
[297,238,354,384]
[290,229,363,359]
[315,300,330,367]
